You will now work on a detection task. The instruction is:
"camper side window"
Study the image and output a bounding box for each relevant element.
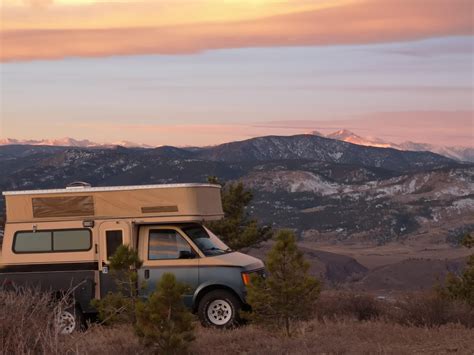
[148,229,192,260]
[14,231,52,253]
[13,229,92,253]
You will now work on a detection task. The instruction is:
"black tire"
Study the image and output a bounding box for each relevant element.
[57,305,85,335]
[197,290,241,329]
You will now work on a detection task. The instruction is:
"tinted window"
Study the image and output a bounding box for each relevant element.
[148,230,192,260]
[106,230,123,259]
[53,230,91,251]
[14,231,52,252]
[13,229,91,253]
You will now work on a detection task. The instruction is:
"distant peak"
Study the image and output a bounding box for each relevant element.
[327,129,359,139]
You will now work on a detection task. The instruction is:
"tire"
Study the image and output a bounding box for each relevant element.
[56,306,85,335]
[197,290,241,328]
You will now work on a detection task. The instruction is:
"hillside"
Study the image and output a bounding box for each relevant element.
[0,134,471,247]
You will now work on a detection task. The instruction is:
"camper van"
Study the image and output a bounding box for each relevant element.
[0,183,265,333]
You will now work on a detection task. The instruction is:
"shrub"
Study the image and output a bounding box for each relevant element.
[315,292,381,321]
[135,273,195,354]
[92,245,143,324]
[246,230,321,336]
[438,233,474,307]
[391,292,474,328]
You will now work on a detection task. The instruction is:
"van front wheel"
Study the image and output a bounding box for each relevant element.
[198,290,241,328]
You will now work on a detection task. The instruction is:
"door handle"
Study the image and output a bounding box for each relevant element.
[144,269,150,280]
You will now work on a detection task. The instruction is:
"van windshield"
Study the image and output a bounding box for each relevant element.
[181,225,231,256]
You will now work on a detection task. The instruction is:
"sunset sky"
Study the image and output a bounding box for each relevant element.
[0,0,473,146]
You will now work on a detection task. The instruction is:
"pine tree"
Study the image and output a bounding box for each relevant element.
[92,245,143,324]
[206,176,272,250]
[246,230,321,336]
[440,233,474,306]
[135,273,195,354]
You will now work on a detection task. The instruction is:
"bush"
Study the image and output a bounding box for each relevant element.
[391,292,474,328]
[135,273,195,354]
[438,233,474,307]
[315,292,381,321]
[315,291,474,328]
[92,245,143,324]
[246,230,321,336]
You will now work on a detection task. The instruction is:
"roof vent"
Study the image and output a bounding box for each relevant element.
[66,181,92,189]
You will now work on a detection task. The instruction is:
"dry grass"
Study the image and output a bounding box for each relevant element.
[193,320,474,355]
[0,287,64,354]
[1,288,474,354]
[64,320,474,355]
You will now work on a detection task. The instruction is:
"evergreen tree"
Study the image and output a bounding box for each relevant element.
[246,230,321,336]
[92,245,143,324]
[206,176,272,250]
[440,233,474,307]
[135,273,195,354]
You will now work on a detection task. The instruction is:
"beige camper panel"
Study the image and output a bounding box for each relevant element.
[4,184,224,223]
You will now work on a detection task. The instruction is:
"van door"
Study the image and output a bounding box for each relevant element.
[98,221,131,297]
[138,226,199,307]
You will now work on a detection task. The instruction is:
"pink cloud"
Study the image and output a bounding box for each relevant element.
[1,0,473,62]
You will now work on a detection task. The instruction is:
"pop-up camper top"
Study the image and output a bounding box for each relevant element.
[3,183,224,223]
[0,183,264,333]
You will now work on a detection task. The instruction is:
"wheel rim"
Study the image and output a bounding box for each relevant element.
[57,310,76,335]
[207,299,233,326]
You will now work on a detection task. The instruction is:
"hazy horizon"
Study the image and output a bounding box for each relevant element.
[1,1,473,147]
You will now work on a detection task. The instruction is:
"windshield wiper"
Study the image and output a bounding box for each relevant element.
[202,247,233,254]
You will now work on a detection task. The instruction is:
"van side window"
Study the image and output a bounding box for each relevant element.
[106,230,123,260]
[148,229,192,260]
[13,229,91,253]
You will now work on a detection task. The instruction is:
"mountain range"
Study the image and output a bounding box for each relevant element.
[0,137,152,149]
[2,129,473,162]
[311,130,474,162]
[0,133,472,247]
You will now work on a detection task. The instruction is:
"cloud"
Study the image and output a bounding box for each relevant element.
[1,0,473,62]
[22,0,53,7]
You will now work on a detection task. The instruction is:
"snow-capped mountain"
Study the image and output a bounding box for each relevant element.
[311,130,474,162]
[325,129,394,149]
[0,137,152,149]
[0,137,98,147]
[2,131,473,162]
[398,142,474,163]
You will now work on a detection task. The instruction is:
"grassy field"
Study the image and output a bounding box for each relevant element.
[1,289,473,354]
[66,320,474,355]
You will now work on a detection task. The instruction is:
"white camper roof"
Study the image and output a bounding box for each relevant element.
[4,183,224,223]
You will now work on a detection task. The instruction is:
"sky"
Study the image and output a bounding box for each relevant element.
[0,0,473,147]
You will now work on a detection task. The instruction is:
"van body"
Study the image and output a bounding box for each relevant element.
[0,183,265,332]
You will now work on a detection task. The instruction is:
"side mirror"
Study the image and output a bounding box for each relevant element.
[179,250,196,259]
